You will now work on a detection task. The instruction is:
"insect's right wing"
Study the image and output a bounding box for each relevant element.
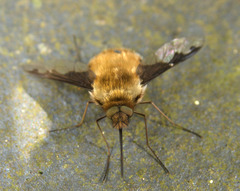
[23,59,95,90]
[137,38,204,85]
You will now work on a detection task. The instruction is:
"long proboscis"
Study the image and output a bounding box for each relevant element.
[119,128,124,178]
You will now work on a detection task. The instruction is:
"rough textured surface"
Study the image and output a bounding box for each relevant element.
[0,0,239,190]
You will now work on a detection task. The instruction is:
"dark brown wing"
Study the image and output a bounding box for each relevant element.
[137,38,203,85]
[23,60,95,90]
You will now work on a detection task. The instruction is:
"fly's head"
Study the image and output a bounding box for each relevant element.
[89,84,147,129]
[106,106,133,129]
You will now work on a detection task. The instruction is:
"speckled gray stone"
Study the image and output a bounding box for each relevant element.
[0,0,239,190]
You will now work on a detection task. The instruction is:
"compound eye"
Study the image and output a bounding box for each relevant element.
[95,99,103,105]
[134,94,141,102]
[106,106,119,118]
[120,106,133,117]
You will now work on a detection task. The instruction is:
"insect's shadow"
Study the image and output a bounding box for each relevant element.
[21,76,111,184]
[132,139,162,167]
[22,74,90,128]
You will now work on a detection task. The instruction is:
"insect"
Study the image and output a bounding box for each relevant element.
[24,37,203,182]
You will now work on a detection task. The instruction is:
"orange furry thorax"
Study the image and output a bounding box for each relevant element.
[88,48,146,111]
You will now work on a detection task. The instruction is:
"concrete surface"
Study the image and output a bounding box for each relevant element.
[0,0,239,190]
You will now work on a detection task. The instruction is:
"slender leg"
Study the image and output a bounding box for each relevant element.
[119,128,124,178]
[138,101,202,138]
[134,111,169,173]
[96,116,111,182]
[50,101,94,132]
[73,35,82,63]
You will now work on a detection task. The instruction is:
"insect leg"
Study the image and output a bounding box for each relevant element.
[50,101,94,132]
[96,116,111,182]
[73,35,82,63]
[134,111,169,173]
[138,101,202,138]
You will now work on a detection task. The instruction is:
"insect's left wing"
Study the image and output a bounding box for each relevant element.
[137,38,203,85]
[23,59,95,90]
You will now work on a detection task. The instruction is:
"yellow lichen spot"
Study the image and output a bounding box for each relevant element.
[15,50,21,55]
[40,22,46,28]
[25,59,32,64]
[95,19,106,26]
[54,41,61,50]
[17,86,24,94]
[233,49,238,54]
[24,34,35,47]
[0,47,10,56]
[176,14,185,25]
[12,66,17,70]
[32,0,42,9]
[194,100,200,105]
[63,164,68,169]
[37,43,52,55]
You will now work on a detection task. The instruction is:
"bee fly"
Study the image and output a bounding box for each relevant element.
[24,37,203,182]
